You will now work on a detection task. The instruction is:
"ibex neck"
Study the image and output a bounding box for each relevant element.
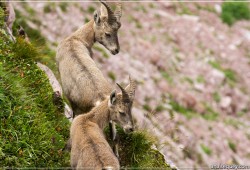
[72,20,95,49]
[89,98,110,130]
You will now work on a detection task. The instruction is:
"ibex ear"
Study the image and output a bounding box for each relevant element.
[94,11,101,26]
[109,90,117,105]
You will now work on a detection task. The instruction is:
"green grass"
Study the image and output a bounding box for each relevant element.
[221,1,250,26]
[161,71,173,84]
[13,9,58,77]
[209,60,237,86]
[43,3,56,13]
[228,140,237,153]
[200,144,212,155]
[107,71,116,81]
[0,17,70,167]
[212,92,221,103]
[87,6,95,14]
[93,44,110,59]
[105,126,172,169]
[59,2,68,13]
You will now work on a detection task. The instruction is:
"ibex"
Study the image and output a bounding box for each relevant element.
[70,80,136,169]
[56,0,122,117]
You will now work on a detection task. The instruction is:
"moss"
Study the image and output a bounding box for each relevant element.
[0,23,70,167]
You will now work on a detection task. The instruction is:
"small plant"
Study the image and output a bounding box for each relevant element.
[143,104,152,112]
[107,71,116,81]
[212,92,221,103]
[221,1,250,25]
[59,2,68,13]
[161,71,173,84]
[104,126,172,169]
[200,143,212,155]
[87,6,95,14]
[228,140,237,153]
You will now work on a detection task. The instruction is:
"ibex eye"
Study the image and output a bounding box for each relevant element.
[119,111,126,116]
[105,33,111,37]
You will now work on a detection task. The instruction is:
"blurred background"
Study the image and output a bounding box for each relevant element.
[11,0,250,169]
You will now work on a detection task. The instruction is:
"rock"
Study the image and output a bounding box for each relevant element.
[220,96,232,108]
[214,4,222,14]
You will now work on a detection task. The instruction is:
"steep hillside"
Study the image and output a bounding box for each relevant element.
[11,1,250,169]
[0,4,173,169]
[0,8,70,167]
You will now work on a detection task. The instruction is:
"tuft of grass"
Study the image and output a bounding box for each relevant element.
[161,71,173,84]
[0,7,4,27]
[196,75,205,83]
[105,126,172,169]
[228,140,237,153]
[209,60,237,86]
[221,1,250,26]
[13,10,58,77]
[0,22,70,167]
[168,98,195,119]
[87,6,95,14]
[107,71,116,81]
[200,144,212,155]
[155,104,166,112]
[93,44,109,58]
[143,104,152,112]
[59,2,68,13]
[212,92,221,103]
[43,3,55,13]
[202,105,219,121]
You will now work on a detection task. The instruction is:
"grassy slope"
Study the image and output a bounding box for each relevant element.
[0,6,173,169]
[0,8,70,167]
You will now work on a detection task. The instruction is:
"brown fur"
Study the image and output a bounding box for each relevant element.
[56,1,122,117]
[56,20,112,116]
[70,86,135,169]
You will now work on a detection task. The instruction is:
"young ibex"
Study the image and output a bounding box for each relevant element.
[70,80,136,169]
[56,0,122,117]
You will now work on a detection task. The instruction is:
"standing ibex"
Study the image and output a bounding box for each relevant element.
[56,0,122,117]
[70,80,136,169]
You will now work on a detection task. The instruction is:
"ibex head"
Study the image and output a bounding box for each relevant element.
[108,77,136,133]
[93,0,122,55]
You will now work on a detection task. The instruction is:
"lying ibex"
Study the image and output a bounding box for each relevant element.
[70,81,136,169]
[56,0,122,117]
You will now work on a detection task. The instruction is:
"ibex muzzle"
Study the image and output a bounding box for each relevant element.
[94,0,122,55]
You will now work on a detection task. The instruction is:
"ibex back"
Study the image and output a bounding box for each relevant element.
[70,80,136,169]
[56,0,122,117]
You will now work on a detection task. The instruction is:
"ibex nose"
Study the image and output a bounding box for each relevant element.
[111,49,119,55]
[125,127,134,133]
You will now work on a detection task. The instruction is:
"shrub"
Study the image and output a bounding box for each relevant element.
[221,1,250,25]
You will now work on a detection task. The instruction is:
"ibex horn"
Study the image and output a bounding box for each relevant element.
[114,1,122,21]
[116,83,130,102]
[99,0,117,24]
[125,76,136,100]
